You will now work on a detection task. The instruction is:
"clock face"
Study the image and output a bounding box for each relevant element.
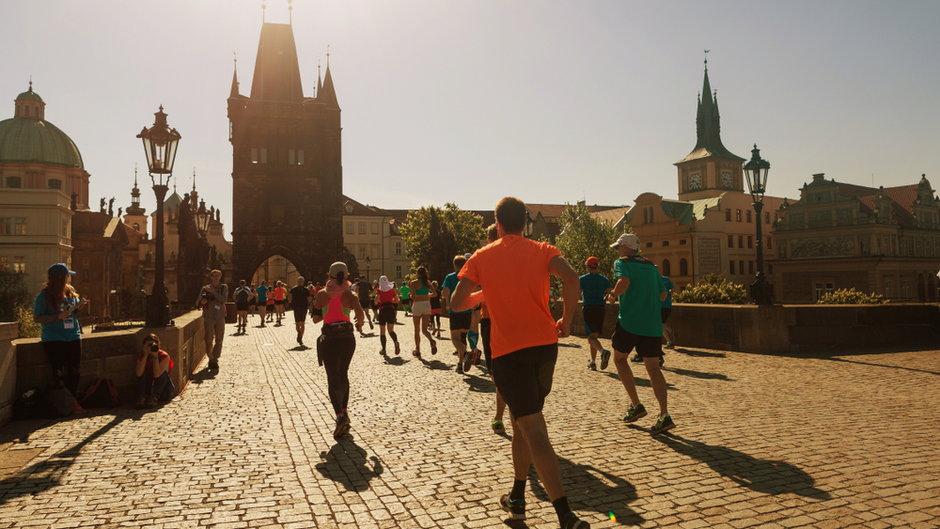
[689,173,702,190]
[721,171,733,187]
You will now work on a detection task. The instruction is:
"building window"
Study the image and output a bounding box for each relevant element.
[358,246,366,259]
[260,148,267,164]
[748,261,755,274]
[288,149,296,165]
[0,217,27,235]
[345,222,354,234]
[358,222,366,234]
[747,236,753,249]
[679,258,688,276]
[765,212,770,224]
[767,237,773,250]
[645,242,653,248]
[736,209,742,222]
[642,209,648,224]
[0,256,26,273]
[133,223,140,231]
[297,150,304,166]
[725,209,732,222]
[814,282,834,301]
[662,259,671,276]
[727,235,734,248]
[746,210,752,223]
[250,148,258,164]
[395,265,402,279]
[48,179,62,189]
[739,260,745,275]
[371,223,379,235]
[662,240,669,247]
[738,235,744,248]
[6,176,21,188]
[395,241,402,255]
[729,261,736,274]
[649,207,654,223]
[679,239,687,245]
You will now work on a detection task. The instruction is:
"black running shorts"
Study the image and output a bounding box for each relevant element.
[492,343,558,419]
[293,308,308,322]
[611,324,663,358]
[582,305,605,335]
[449,311,472,331]
[480,318,492,370]
[236,302,250,311]
[378,306,397,325]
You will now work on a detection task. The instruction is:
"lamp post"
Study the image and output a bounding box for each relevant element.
[138,105,181,327]
[743,144,771,305]
[364,256,371,282]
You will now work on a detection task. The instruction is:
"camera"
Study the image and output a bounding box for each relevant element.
[149,343,159,353]
[201,290,215,301]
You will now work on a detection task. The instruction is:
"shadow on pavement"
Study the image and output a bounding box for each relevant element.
[557,342,582,349]
[382,355,406,366]
[601,371,679,391]
[289,345,310,351]
[527,455,644,525]
[664,366,733,381]
[189,367,218,384]
[420,358,451,371]
[463,374,496,393]
[672,347,726,358]
[653,433,831,500]
[315,436,383,492]
[0,413,132,506]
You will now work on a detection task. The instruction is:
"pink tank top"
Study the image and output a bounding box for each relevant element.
[322,281,351,324]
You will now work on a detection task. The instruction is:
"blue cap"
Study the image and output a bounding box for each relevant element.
[48,263,76,276]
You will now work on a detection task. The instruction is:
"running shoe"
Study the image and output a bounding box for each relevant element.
[462,351,474,373]
[651,414,675,435]
[587,361,597,371]
[413,350,422,360]
[333,414,351,440]
[622,402,647,423]
[491,420,506,434]
[659,356,665,368]
[561,512,590,528]
[599,349,611,370]
[379,347,386,356]
[456,361,464,374]
[430,340,438,355]
[469,349,482,367]
[664,342,674,349]
[499,495,525,520]
[394,341,401,356]
[631,354,643,363]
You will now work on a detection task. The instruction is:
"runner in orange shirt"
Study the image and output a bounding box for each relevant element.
[451,197,589,529]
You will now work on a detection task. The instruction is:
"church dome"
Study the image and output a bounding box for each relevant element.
[0,87,84,169]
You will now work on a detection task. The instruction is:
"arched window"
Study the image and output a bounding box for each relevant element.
[662,259,672,277]
[679,258,689,276]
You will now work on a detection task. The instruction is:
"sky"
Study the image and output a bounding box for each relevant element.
[2,0,939,234]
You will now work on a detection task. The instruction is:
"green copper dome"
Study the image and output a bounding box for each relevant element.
[15,90,43,103]
[0,117,84,168]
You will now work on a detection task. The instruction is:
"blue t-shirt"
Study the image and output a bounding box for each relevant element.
[615,256,665,337]
[661,276,674,308]
[256,285,270,303]
[441,272,470,314]
[33,290,82,342]
[580,273,612,306]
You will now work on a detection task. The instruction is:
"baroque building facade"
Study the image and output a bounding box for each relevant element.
[771,173,940,302]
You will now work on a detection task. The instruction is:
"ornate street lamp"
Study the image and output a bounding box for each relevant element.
[138,105,181,326]
[195,199,211,235]
[743,144,771,305]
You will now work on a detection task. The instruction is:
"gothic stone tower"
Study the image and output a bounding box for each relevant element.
[229,22,344,283]
[675,64,745,201]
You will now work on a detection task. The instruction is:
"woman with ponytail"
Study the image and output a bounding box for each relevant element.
[312,261,365,440]
[408,266,437,358]
[32,263,88,410]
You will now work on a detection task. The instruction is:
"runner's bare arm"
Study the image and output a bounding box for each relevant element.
[549,255,579,337]
[449,278,480,313]
[609,277,630,300]
[346,291,365,332]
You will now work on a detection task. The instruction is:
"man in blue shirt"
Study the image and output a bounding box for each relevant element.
[441,254,472,374]
[579,256,612,371]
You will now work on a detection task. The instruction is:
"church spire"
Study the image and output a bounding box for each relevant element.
[318,49,339,108]
[230,53,241,98]
[250,22,304,101]
[682,60,743,163]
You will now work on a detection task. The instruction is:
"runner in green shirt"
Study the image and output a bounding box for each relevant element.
[607,233,674,435]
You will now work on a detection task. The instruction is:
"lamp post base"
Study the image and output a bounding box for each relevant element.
[749,275,773,306]
[145,291,170,327]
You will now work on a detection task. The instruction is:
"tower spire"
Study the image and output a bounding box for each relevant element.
[677,56,744,165]
[192,167,197,193]
[319,52,339,108]
[317,60,322,98]
[288,0,293,24]
[230,52,241,97]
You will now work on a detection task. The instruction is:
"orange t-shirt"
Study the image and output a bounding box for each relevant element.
[274,287,286,301]
[459,235,560,358]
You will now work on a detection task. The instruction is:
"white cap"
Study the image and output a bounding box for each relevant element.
[328,261,348,278]
[610,233,640,250]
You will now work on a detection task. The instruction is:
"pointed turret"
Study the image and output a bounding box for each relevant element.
[127,165,145,215]
[681,66,741,163]
[318,64,339,108]
[316,62,323,98]
[249,23,303,102]
[230,65,241,98]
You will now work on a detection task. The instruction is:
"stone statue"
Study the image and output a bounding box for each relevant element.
[117,207,123,218]
[108,197,115,217]
[99,197,106,212]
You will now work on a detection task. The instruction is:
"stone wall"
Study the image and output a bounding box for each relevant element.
[566,302,940,354]
[0,323,18,425]
[7,310,207,421]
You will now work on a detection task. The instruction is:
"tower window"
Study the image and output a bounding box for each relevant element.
[288,149,296,165]
[48,179,62,190]
[297,150,304,166]
[746,210,752,223]
[736,209,742,222]
[725,209,732,222]
[260,148,268,164]
[250,148,258,164]
[7,176,21,188]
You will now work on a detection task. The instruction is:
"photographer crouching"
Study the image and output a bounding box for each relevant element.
[197,269,229,371]
[135,333,175,408]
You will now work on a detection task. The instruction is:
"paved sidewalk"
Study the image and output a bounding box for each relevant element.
[0,315,938,528]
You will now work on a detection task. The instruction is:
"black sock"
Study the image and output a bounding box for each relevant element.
[380,334,387,349]
[552,497,571,522]
[390,331,398,342]
[510,479,526,500]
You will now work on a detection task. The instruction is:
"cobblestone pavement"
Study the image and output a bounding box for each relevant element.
[1,315,938,528]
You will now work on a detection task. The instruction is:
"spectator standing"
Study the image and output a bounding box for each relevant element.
[197,269,229,371]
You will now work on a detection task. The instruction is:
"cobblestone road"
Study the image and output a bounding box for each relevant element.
[1,315,938,528]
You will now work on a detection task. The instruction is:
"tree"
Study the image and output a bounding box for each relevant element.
[398,203,486,280]
[0,271,29,321]
[554,202,628,280]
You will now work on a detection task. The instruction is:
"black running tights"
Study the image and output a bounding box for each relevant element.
[42,340,82,395]
[317,332,356,416]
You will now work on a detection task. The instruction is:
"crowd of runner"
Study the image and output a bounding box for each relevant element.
[207,196,677,529]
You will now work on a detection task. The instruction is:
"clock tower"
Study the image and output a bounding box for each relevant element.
[675,63,745,200]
